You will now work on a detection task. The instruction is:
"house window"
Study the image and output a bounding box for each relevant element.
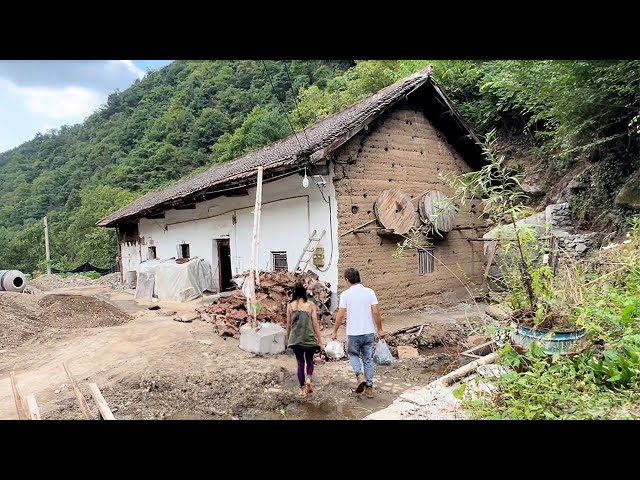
[148,246,157,260]
[418,247,434,275]
[271,251,288,271]
[177,243,190,259]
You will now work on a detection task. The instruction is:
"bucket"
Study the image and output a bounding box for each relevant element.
[0,270,27,293]
[509,322,587,355]
[125,270,137,289]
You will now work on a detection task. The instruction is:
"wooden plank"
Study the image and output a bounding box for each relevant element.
[373,189,419,235]
[26,394,41,420]
[88,383,115,420]
[63,362,94,420]
[9,372,28,420]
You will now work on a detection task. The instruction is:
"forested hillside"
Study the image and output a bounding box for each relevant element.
[1,60,638,273]
[0,60,353,272]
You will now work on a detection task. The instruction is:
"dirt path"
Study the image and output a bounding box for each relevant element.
[0,287,484,420]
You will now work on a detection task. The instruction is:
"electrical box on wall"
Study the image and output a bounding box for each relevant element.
[313,247,325,268]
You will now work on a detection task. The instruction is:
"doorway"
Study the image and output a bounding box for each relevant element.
[216,239,233,291]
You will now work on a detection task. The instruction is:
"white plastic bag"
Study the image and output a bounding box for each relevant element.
[373,339,394,366]
[325,340,346,360]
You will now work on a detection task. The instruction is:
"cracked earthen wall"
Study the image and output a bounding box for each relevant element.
[334,104,486,313]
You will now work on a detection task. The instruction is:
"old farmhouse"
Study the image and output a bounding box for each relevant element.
[98,68,487,313]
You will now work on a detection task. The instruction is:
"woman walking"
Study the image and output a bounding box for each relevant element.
[286,281,324,399]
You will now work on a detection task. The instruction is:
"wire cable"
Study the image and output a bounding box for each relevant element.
[283,60,311,148]
[260,60,304,151]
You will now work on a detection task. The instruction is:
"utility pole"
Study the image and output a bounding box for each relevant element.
[43,216,51,275]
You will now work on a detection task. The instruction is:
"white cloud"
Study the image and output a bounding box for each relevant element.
[117,60,145,80]
[6,80,102,119]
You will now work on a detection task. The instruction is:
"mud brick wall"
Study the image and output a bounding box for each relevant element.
[333,104,485,314]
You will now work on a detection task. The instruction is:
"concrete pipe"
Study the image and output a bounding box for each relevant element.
[0,270,27,293]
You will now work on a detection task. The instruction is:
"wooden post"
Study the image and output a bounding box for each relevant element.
[482,239,498,289]
[254,166,263,289]
[43,216,51,275]
[26,394,41,420]
[88,383,115,420]
[63,362,94,420]
[9,372,28,420]
[247,167,263,327]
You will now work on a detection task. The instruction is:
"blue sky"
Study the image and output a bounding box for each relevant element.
[0,60,174,154]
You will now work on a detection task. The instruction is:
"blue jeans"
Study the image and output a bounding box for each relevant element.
[347,333,375,387]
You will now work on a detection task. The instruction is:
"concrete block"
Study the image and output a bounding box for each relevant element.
[239,322,286,355]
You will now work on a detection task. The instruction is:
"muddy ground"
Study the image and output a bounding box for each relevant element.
[0,280,487,420]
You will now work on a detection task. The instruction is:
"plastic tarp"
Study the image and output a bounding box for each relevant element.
[137,257,214,302]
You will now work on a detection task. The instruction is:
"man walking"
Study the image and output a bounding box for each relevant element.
[331,267,385,398]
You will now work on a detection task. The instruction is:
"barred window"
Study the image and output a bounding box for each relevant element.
[418,247,434,275]
[271,251,288,271]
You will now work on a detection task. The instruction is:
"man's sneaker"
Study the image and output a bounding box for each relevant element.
[365,386,374,398]
[355,374,366,394]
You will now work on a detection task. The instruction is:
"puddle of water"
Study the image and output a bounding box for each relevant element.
[259,399,360,420]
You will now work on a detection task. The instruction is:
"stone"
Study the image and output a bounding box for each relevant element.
[575,243,588,253]
[485,304,512,321]
[615,169,640,209]
[54,389,60,394]
[397,346,419,359]
[466,334,490,348]
[198,339,213,346]
[177,312,199,323]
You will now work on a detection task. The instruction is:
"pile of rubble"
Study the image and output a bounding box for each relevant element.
[196,271,332,338]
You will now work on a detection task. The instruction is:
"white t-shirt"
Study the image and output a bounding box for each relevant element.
[338,283,378,336]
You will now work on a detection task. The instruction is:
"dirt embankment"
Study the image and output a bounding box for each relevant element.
[0,291,131,350]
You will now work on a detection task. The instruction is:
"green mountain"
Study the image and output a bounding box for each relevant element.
[0,60,353,272]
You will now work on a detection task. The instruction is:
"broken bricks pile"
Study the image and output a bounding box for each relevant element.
[196,271,332,338]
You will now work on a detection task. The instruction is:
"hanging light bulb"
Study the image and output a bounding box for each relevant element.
[302,166,309,188]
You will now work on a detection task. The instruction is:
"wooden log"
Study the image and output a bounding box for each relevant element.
[88,383,115,420]
[389,323,425,336]
[439,352,499,387]
[9,372,28,420]
[373,189,419,235]
[62,362,94,420]
[26,394,41,420]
